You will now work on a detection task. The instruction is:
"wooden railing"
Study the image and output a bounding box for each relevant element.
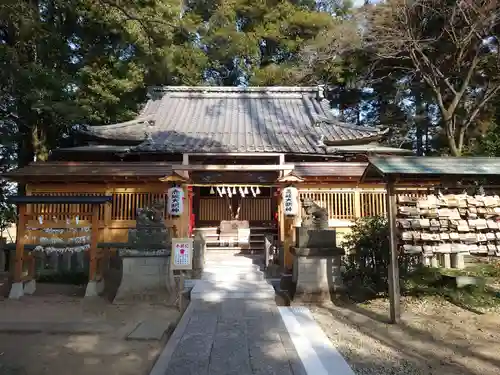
[298,189,357,220]
[299,189,429,220]
[360,191,386,217]
[111,192,171,220]
[29,187,428,232]
[29,191,173,221]
[29,192,106,220]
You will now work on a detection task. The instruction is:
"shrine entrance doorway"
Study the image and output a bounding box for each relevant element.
[192,185,279,255]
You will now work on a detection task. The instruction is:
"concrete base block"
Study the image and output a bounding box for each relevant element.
[423,256,431,267]
[292,254,343,303]
[292,289,339,304]
[438,253,452,268]
[451,253,465,269]
[113,256,173,303]
[85,279,104,297]
[24,279,36,295]
[9,282,24,299]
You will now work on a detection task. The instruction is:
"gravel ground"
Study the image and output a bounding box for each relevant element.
[311,297,500,375]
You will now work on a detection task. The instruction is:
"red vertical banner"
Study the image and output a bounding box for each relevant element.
[187,186,194,236]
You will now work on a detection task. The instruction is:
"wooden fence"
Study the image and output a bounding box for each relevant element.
[29,191,173,221]
[27,188,428,231]
[298,188,428,221]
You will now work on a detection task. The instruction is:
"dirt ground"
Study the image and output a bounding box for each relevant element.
[312,296,500,375]
[0,290,180,375]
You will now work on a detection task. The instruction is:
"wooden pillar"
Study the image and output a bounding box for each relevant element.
[283,216,295,270]
[353,190,362,218]
[14,204,27,282]
[88,204,100,281]
[386,179,401,324]
[278,189,284,243]
[187,186,194,237]
[103,188,112,242]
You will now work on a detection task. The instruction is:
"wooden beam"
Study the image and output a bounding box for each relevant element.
[171,164,294,171]
[277,172,304,183]
[186,152,285,157]
[386,178,401,324]
[159,172,190,183]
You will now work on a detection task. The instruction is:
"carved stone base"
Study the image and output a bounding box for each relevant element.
[8,282,24,299]
[291,289,342,304]
[113,253,174,304]
[291,247,345,303]
[85,279,104,297]
[24,279,36,295]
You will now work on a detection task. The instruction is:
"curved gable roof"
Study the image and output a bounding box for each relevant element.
[80,86,388,154]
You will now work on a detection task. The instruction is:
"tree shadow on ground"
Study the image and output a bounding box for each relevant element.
[318,299,500,375]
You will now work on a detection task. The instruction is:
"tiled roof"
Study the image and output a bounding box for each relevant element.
[4,161,371,182]
[3,162,173,182]
[325,143,413,155]
[80,86,387,154]
[294,162,368,177]
[366,156,500,177]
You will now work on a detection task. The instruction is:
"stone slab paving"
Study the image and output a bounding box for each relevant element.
[151,253,354,375]
[126,319,174,341]
[150,300,307,375]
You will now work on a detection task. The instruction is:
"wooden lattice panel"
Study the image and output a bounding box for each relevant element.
[298,190,356,220]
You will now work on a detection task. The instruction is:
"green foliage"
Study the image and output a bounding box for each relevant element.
[343,216,500,309]
[469,124,500,157]
[404,267,500,312]
[342,216,419,299]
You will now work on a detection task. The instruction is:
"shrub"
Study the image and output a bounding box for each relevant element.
[342,216,419,300]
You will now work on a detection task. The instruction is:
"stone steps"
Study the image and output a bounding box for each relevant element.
[202,267,265,281]
[204,260,260,269]
[190,279,276,301]
[191,253,274,301]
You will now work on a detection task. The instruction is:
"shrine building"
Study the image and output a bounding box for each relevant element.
[4,86,411,269]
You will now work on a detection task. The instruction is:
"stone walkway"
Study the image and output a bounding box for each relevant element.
[151,299,306,375]
[150,253,353,375]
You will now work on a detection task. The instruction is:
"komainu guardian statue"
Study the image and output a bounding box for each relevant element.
[301,197,328,230]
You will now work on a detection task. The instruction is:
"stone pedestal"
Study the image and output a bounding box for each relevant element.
[113,249,174,303]
[291,247,345,303]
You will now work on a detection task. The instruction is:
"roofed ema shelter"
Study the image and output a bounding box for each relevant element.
[4,86,411,269]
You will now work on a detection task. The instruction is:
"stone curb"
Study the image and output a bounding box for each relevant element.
[148,301,196,375]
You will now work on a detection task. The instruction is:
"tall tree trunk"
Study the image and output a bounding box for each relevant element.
[16,134,35,196]
[32,125,49,161]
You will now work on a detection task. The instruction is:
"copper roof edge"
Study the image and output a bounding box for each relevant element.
[148,86,322,93]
